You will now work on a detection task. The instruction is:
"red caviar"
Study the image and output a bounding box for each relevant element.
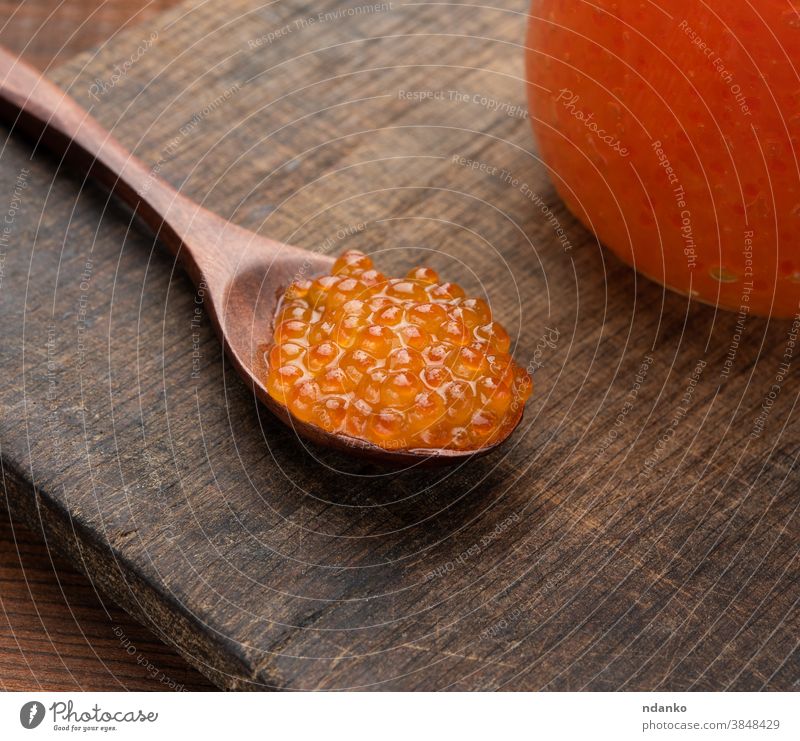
[265,250,532,450]
[526,1,800,317]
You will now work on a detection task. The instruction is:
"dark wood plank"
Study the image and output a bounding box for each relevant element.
[0,0,797,690]
[0,0,205,692]
[0,500,212,690]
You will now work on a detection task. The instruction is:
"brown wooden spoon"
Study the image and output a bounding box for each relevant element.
[0,47,525,466]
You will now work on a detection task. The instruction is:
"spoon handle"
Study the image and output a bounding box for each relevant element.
[0,46,233,281]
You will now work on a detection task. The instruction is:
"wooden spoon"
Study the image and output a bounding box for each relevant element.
[0,47,524,465]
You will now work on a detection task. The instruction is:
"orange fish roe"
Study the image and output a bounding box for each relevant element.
[264,250,532,451]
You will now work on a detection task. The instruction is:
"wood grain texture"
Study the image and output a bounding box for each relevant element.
[0,0,798,690]
[0,0,205,692]
[0,0,178,71]
[0,500,212,690]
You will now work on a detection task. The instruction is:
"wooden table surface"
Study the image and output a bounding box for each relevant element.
[0,0,178,71]
[1,0,798,691]
[0,0,211,692]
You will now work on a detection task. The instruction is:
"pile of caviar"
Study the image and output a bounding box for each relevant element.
[265,250,532,451]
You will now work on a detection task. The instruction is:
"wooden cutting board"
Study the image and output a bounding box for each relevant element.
[1,0,797,690]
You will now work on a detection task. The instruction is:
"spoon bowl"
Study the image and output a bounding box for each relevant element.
[221,252,522,466]
[0,46,524,466]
